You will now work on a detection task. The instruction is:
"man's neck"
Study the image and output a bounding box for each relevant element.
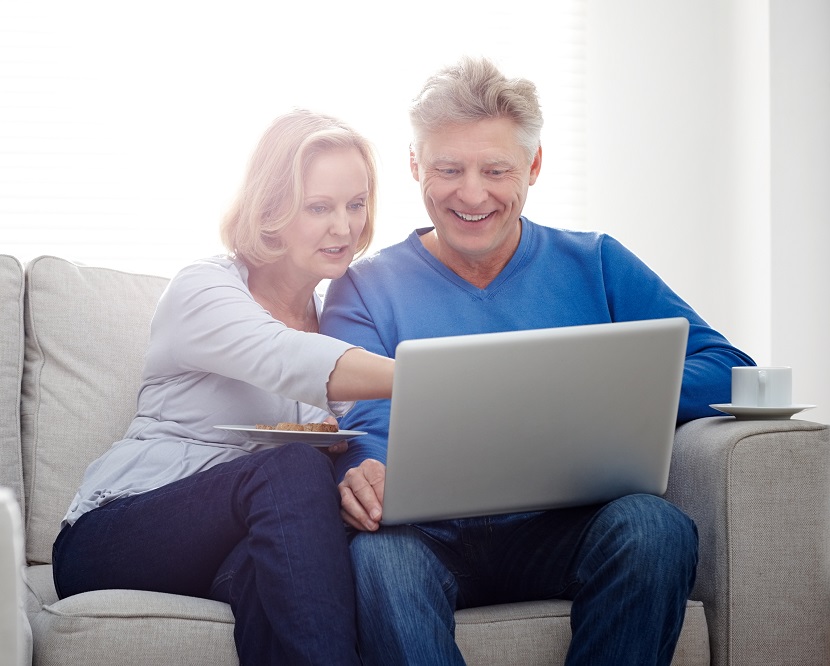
[419,225,521,290]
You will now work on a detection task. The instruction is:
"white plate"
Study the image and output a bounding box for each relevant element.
[709,404,817,420]
[214,425,366,447]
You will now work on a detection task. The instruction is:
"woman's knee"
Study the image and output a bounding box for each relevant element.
[252,443,335,483]
[237,444,339,512]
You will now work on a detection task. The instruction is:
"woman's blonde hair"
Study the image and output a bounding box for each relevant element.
[220,109,377,267]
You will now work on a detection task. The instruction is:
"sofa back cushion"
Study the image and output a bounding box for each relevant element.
[0,255,25,513]
[21,256,169,564]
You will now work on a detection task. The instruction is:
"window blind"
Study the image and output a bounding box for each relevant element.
[1,1,586,277]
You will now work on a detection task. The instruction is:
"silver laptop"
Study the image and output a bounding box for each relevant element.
[380,317,689,525]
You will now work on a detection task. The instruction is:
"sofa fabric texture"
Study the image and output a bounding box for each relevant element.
[0,255,25,515]
[1,254,827,665]
[20,256,169,564]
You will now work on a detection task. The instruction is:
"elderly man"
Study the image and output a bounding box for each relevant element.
[320,56,754,665]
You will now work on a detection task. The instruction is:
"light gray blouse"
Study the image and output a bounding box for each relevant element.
[62,256,355,526]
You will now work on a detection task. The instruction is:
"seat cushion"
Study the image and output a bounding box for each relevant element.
[26,561,710,666]
[454,599,709,665]
[0,255,25,513]
[20,256,169,564]
[26,565,237,665]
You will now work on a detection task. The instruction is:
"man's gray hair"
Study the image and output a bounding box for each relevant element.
[409,56,543,164]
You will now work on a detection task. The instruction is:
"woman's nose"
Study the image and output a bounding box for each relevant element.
[330,209,350,235]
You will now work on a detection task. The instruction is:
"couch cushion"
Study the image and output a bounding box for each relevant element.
[32,595,236,665]
[20,256,169,564]
[454,599,709,665]
[26,561,710,666]
[0,255,25,513]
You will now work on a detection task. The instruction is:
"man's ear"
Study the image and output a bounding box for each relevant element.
[529,145,542,186]
[409,145,420,182]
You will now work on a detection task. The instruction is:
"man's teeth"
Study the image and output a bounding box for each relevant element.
[455,211,489,221]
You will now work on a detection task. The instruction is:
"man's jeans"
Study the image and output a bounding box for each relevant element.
[53,443,360,665]
[351,493,698,665]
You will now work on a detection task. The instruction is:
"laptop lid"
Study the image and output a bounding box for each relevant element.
[380,317,689,525]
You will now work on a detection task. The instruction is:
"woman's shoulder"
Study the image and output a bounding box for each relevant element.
[169,255,247,288]
[159,255,249,307]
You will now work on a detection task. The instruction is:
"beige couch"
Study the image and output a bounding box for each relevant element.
[1,253,828,665]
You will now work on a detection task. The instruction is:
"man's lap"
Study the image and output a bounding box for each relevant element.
[350,494,695,610]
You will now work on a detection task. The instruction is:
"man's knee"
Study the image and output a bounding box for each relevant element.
[595,494,698,570]
[350,525,429,573]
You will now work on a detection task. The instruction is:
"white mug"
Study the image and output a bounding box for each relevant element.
[731,366,792,407]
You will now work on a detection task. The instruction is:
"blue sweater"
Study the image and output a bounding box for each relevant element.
[320,218,755,479]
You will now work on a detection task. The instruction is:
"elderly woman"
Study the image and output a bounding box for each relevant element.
[51,109,394,665]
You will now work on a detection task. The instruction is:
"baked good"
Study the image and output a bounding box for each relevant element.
[255,422,338,433]
[303,422,338,433]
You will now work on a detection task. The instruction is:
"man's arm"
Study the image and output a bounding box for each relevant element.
[600,235,756,422]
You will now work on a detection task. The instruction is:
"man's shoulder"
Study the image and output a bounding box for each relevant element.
[347,232,420,277]
[528,220,604,242]
[524,220,608,255]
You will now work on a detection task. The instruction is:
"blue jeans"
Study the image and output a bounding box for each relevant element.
[53,443,360,666]
[350,494,698,665]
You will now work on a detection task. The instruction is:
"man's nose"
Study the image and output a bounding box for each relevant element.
[457,172,488,205]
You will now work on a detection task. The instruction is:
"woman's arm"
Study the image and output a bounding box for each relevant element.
[327,348,394,402]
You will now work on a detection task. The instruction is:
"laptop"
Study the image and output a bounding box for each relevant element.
[380,317,689,525]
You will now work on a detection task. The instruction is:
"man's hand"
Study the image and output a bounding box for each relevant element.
[339,459,385,531]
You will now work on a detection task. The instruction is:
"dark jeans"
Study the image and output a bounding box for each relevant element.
[52,443,360,665]
[351,493,698,665]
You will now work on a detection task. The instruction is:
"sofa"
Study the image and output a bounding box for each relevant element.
[1,252,828,665]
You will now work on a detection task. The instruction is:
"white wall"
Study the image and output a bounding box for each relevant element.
[769,0,830,424]
[585,0,828,424]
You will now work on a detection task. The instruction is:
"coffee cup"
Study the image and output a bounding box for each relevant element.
[731,366,792,407]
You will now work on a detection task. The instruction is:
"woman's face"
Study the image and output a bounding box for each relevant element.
[279,147,370,283]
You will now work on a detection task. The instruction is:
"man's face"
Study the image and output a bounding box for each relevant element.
[410,117,541,267]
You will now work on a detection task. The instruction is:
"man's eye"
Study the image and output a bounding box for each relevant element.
[487,169,506,177]
[439,168,460,176]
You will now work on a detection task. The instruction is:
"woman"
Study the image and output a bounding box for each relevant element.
[51,109,394,665]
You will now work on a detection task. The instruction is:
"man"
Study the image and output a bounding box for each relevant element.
[320,56,755,665]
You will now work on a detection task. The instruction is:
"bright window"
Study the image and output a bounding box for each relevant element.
[1,1,585,277]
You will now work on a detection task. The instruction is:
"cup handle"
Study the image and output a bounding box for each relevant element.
[758,369,767,406]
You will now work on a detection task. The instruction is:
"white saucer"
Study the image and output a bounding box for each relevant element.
[710,404,817,420]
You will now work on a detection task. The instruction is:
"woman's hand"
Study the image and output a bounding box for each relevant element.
[338,459,385,531]
[322,416,348,454]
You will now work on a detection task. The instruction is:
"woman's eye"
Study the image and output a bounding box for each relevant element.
[308,204,327,214]
[348,201,367,211]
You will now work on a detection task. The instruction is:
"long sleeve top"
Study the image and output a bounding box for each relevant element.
[63,255,355,526]
[319,218,755,480]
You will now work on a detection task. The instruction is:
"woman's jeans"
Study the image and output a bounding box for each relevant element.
[52,443,360,666]
[350,493,698,666]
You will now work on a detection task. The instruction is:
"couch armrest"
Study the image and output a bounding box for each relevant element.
[665,416,830,666]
